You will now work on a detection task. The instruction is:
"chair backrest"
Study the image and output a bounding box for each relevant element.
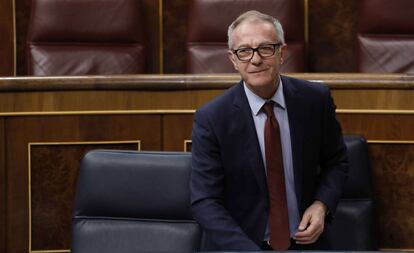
[71,150,200,253]
[357,0,414,73]
[185,0,306,73]
[330,135,377,250]
[27,0,146,75]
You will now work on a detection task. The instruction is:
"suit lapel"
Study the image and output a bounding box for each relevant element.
[282,76,306,206]
[232,82,268,199]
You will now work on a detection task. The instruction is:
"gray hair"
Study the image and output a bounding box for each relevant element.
[227,10,285,49]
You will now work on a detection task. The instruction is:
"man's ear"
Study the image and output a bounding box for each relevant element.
[280,44,287,65]
[228,50,239,71]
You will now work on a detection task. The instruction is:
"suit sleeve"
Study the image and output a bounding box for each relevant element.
[190,109,260,251]
[314,86,349,217]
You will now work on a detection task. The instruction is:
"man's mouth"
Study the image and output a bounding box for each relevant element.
[249,69,267,74]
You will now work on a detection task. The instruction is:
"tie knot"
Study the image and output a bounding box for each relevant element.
[263,101,274,117]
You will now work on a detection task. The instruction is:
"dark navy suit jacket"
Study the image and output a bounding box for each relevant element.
[190,75,348,251]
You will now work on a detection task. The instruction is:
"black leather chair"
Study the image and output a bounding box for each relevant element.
[71,151,201,253]
[72,136,375,252]
[329,135,377,250]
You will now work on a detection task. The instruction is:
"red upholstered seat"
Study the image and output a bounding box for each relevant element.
[27,0,146,75]
[357,0,414,73]
[185,0,306,73]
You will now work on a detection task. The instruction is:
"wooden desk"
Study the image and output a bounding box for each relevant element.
[0,73,413,253]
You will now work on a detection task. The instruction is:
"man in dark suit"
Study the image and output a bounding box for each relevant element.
[190,10,348,251]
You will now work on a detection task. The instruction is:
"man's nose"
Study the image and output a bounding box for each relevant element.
[250,50,263,65]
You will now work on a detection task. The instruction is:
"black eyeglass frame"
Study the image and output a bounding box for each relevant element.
[231,43,283,61]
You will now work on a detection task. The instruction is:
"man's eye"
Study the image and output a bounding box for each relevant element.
[259,46,273,52]
[238,48,251,54]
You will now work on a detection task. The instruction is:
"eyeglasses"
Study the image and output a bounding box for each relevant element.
[232,43,283,61]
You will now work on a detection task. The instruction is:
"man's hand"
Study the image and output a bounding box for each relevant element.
[293,200,327,244]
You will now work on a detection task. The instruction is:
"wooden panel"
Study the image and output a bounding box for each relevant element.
[30,142,139,251]
[163,114,193,151]
[0,90,224,112]
[15,0,30,75]
[333,89,414,110]
[0,0,15,76]
[6,114,161,253]
[370,143,414,249]
[142,0,161,73]
[0,118,5,253]
[308,0,358,72]
[338,113,414,140]
[163,0,188,73]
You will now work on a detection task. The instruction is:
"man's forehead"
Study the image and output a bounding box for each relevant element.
[231,20,278,46]
[236,18,273,29]
[233,20,276,37]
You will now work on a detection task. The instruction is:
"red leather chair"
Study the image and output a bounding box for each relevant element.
[357,0,414,73]
[185,0,306,74]
[27,0,146,75]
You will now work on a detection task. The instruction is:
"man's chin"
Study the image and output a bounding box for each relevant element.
[246,79,273,89]
[247,74,272,83]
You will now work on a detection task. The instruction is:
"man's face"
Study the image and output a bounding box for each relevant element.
[228,20,286,98]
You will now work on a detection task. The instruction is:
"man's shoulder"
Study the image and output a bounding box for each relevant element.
[281,75,329,96]
[197,81,243,114]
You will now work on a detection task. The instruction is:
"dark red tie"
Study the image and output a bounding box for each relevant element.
[263,101,290,250]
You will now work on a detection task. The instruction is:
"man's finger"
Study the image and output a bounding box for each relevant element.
[297,213,311,232]
[295,223,316,236]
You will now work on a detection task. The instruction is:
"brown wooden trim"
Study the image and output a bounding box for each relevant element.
[12,0,16,76]
[158,0,163,73]
[0,118,5,253]
[304,0,309,45]
[1,109,413,117]
[0,110,195,117]
[379,248,414,252]
[0,0,15,76]
[31,250,70,253]
[337,110,414,115]
[368,140,414,144]
[0,74,414,91]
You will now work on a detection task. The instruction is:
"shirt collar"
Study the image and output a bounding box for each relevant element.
[243,78,286,116]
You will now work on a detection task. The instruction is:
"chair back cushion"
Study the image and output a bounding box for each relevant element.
[329,135,376,250]
[27,0,146,75]
[186,0,305,73]
[71,150,200,253]
[357,0,414,73]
